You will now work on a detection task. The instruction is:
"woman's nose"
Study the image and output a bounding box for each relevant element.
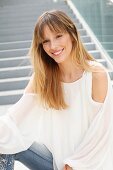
[50,40,57,50]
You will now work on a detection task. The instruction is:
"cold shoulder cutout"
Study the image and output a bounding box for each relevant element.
[86,71,104,106]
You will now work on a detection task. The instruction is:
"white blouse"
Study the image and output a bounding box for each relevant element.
[0,66,113,170]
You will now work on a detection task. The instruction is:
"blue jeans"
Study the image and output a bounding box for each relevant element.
[0,142,54,170]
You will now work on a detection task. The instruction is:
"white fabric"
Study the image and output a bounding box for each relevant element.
[0,65,113,170]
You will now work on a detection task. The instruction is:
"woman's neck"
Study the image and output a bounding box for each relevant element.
[58,60,84,83]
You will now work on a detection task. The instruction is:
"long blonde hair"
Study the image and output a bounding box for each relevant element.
[28,10,95,110]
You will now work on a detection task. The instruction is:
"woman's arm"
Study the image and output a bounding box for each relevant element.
[0,74,38,154]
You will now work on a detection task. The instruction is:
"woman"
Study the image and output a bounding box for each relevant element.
[0,10,113,170]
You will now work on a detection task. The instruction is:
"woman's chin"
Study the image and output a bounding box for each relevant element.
[54,57,66,64]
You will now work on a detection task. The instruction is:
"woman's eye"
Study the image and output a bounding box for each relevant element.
[56,34,63,38]
[42,40,49,44]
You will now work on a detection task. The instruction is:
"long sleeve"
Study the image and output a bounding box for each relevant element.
[0,93,39,154]
[63,72,113,170]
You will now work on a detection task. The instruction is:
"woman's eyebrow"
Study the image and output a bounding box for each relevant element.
[43,37,50,41]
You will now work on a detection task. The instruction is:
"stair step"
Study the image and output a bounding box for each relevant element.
[0,66,32,79]
[0,57,30,68]
[88,50,101,59]
[0,2,66,12]
[81,36,91,43]
[0,41,31,50]
[0,7,71,21]
[0,28,33,36]
[0,33,32,43]
[0,1,67,12]
[0,89,23,105]
[78,29,87,36]
[0,0,58,7]
[84,42,96,51]
[0,48,29,58]
[96,58,108,68]
[0,55,29,61]
[0,77,30,91]
[76,23,83,29]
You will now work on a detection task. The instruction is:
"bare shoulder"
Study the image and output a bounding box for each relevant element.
[92,64,108,103]
[24,73,35,94]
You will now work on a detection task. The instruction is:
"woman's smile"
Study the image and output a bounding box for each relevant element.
[51,48,64,56]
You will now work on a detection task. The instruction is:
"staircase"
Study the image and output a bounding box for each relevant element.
[0,0,113,105]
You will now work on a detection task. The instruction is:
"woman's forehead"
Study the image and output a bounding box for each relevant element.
[41,25,65,39]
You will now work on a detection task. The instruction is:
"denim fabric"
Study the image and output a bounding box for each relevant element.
[0,142,54,170]
[0,155,14,170]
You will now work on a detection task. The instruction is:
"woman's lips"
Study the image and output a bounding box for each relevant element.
[52,48,64,56]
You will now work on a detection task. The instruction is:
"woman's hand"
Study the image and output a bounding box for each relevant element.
[63,164,73,170]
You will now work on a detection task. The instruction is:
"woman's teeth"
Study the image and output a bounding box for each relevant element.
[53,49,63,56]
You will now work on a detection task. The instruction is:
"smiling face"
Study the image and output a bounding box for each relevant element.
[42,26,73,64]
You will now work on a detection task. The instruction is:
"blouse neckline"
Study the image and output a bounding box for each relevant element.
[61,70,86,86]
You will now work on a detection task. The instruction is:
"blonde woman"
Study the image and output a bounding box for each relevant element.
[0,10,113,170]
